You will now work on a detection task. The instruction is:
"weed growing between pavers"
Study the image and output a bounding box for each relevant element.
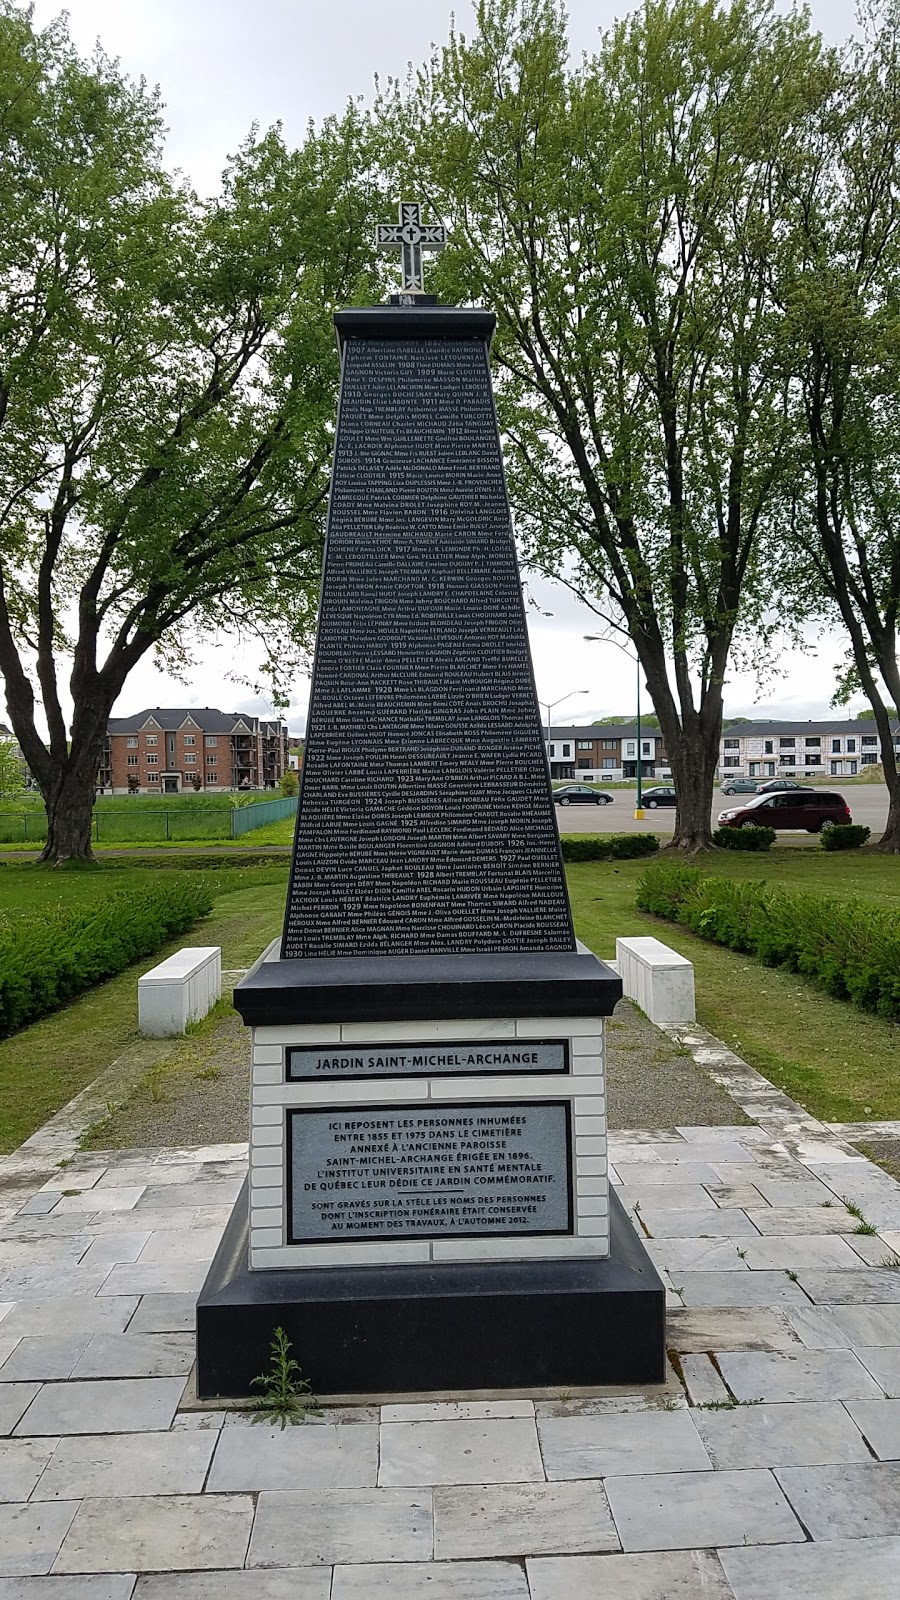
[248,1327,321,1428]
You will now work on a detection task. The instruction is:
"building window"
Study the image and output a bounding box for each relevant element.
[126,755,138,767]
[206,754,217,766]
[862,736,877,746]
[722,754,739,766]
[641,740,653,757]
[832,739,841,752]
[805,737,821,747]
[779,737,795,748]
[723,738,739,749]
[184,753,196,764]
[576,759,591,769]
[624,741,636,757]
[205,736,217,748]
[861,753,878,765]
[577,741,592,750]
[126,737,138,748]
[548,745,555,758]
[602,739,616,750]
[146,754,158,765]
[600,757,615,769]
[147,773,158,783]
[806,753,822,764]
[561,744,571,758]
[184,735,195,746]
[764,740,774,754]
[145,735,158,747]
[846,738,856,752]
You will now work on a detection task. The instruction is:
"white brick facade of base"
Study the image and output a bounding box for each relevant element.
[247,1015,608,1270]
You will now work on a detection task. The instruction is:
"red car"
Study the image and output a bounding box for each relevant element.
[718,790,851,833]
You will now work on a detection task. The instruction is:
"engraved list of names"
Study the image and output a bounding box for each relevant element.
[289,1102,572,1242]
[282,332,574,958]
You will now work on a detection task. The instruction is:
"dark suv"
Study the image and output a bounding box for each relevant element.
[718,791,851,832]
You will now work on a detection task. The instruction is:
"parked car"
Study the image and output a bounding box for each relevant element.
[717,791,851,832]
[552,784,614,806]
[719,778,759,795]
[640,786,677,808]
[755,778,813,794]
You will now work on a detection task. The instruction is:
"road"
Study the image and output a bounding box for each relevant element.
[554,785,891,838]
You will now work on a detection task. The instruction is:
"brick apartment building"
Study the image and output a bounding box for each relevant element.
[99,708,289,795]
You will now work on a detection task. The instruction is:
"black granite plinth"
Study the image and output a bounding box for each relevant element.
[234,948,621,1027]
[195,1181,665,1399]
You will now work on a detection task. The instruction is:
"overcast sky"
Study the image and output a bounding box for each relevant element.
[30,0,866,732]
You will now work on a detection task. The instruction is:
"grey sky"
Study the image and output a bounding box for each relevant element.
[28,1,865,727]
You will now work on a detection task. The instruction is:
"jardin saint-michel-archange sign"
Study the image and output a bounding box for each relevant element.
[289,1102,572,1243]
[287,1040,568,1080]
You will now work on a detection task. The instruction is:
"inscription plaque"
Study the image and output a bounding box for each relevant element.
[282,330,574,959]
[287,1039,568,1081]
[289,1102,572,1242]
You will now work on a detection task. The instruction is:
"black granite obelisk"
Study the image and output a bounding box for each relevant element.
[196,215,664,1398]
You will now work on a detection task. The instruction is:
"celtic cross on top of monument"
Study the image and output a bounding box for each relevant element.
[375,200,447,296]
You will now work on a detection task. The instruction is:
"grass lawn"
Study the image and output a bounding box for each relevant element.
[0,862,287,1151]
[568,847,900,1124]
[0,844,898,1154]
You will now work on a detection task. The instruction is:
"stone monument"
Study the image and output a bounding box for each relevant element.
[196,203,664,1397]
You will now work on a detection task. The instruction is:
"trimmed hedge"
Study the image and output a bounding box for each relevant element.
[712,826,776,852]
[560,834,660,863]
[821,824,871,852]
[0,878,214,1037]
[635,864,900,1020]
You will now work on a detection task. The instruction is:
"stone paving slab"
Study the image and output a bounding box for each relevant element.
[526,1549,734,1600]
[774,1461,900,1540]
[33,1430,215,1500]
[247,1487,432,1567]
[537,1410,710,1481]
[0,1577,137,1598]
[845,1398,900,1460]
[720,1536,900,1600]
[433,1480,618,1559]
[604,1467,804,1551]
[331,1562,531,1598]
[53,1494,254,1573]
[694,1400,874,1468]
[0,1501,78,1577]
[14,1378,185,1437]
[715,1348,884,1403]
[207,1424,378,1492]
[378,1419,543,1487]
[136,1573,330,1599]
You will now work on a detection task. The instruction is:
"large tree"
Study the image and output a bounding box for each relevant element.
[0,4,384,861]
[383,0,828,846]
[776,0,900,850]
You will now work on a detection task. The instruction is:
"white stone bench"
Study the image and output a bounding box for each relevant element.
[138,947,222,1037]
[615,936,695,1025]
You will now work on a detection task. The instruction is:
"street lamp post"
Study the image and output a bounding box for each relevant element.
[538,691,589,776]
[583,636,646,821]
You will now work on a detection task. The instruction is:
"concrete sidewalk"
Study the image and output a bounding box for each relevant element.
[0,1118,898,1595]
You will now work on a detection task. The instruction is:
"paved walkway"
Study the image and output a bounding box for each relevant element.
[0,1112,899,1594]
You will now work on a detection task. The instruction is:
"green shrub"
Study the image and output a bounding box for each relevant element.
[712,825,775,851]
[0,878,214,1037]
[820,824,871,852]
[635,865,900,1020]
[561,834,659,863]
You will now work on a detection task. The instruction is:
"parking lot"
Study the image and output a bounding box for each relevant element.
[554,784,890,838]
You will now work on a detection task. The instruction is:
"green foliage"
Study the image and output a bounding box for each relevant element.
[636,864,900,1019]
[0,878,214,1036]
[821,824,871,851]
[0,743,22,801]
[712,826,776,852]
[0,3,387,859]
[560,834,659,862]
[279,767,299,797]
[249,1326,320,1428]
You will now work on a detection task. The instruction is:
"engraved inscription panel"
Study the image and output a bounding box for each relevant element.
[282,335,574,958]
[289,1102,572,1242]
[287,1039,568,1080]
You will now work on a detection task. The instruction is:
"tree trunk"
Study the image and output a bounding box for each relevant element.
[876,767,900,853]
[40,769,97,863]
[661,725,720,850]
